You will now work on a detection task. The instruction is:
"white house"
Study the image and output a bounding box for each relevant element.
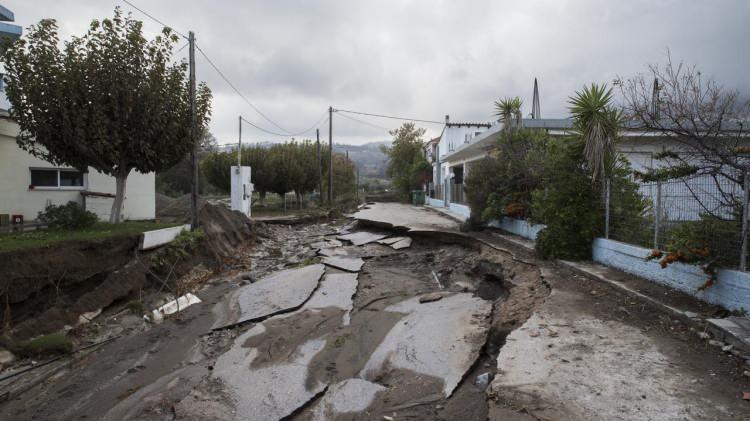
[0,5,155,225]
[426,116,492,215]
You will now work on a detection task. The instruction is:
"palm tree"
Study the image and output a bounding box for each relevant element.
[568,84,622,182]
[493,96,523,129]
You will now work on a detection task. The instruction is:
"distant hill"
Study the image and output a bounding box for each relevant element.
[215,140,391,179]
[334,141,390,179]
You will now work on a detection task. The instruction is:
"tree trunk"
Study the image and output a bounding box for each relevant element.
[110,172,129,223]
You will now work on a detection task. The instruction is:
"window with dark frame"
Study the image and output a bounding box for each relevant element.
[29,168,85,188]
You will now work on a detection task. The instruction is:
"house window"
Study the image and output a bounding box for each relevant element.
[30,168,85,189]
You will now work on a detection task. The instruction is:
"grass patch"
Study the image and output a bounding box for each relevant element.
[19,332,73,358]
[0,221,181,253]
[125,300,146,315]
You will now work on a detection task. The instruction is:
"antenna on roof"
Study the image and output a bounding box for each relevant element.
[531,78,541,119]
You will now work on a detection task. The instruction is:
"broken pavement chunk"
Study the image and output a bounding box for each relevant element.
[322,256,365,272]
[391,237,412,250]
[212,264,325,329]
[310,379,386,421]
[378,237,408,245]
[360,293,492,397]
[337,231,388,246]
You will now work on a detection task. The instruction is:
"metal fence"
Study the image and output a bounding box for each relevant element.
[450,182,467,205]
[605,174,749,271]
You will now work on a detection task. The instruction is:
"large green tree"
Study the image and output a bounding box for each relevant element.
[381,122,430,200]
[3,8,212,222]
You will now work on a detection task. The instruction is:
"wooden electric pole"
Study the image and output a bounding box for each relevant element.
[328,106,333,206]
[316,129,322,205]
[189,31,199,230]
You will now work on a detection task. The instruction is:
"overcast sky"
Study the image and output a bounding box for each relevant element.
[7,0,750,146]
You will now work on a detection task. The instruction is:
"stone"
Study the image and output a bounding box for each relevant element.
[419,292,446,303]
[475,372,491,389]
[0,348,15,365]
[708,340,724,347]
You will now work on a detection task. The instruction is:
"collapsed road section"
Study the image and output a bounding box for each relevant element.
[3,202,749,420]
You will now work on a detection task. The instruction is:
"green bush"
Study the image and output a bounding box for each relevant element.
[464,128,549,227]
[20,332,73,357]
[37,202,98,229]
[150,228,205,269]
[531,138,601,260]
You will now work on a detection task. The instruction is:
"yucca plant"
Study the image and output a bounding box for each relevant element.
[568,84,622,182]
[493,96,523,129]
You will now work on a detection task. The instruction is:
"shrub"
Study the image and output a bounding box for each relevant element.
[531,138,601,260]
[19,332,73,357]
[37,202,98,229]
[150,228,205,269]
[464,156,505,228]
[464,128,549,227]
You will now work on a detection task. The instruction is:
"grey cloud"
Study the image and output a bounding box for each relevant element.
[8,0,750,145]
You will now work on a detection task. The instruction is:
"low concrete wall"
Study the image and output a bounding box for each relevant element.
[448,203,470,220]
[140,224,190,250]
[592,238,750,312]
[426,197,444,208]
[488,217,546,241]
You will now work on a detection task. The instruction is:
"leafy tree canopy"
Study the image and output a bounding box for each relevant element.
[3,7,212,222]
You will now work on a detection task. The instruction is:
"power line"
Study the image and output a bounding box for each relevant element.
[240,115,329,139]
[337,112,392,132]
[121,0,187,39]
[196,43,327,137]
[335,108,445,125]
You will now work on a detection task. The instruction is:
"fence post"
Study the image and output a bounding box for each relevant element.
[741,171,749,271]
[604,178,611,239]
[654,181,662,250]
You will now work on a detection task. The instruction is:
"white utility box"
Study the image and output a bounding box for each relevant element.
[230,166,253,217]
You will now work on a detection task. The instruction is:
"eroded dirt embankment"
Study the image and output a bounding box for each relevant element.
[0,204,261,341]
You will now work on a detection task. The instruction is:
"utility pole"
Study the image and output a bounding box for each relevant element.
[328,106,333,206]
[237,115,242,168]
[189,31,199,230]
[316,129,322,205]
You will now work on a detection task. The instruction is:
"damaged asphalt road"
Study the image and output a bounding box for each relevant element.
[3,202,750,420]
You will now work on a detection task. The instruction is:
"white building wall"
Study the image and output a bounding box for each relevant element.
[0,118,155,222]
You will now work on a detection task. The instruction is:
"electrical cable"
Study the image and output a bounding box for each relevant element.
[335,108,445,125]
[336,112,392,132]
[121,0,187,39]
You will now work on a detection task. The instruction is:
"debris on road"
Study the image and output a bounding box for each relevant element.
[419,292,446,303]
[150,293,202,323]
[391,237,413,250]
[378,236,408,245]
[337,231,388,246]
[322,256,365,272]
